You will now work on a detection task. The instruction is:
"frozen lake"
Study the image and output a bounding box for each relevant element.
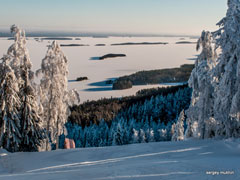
[0,37,196,102]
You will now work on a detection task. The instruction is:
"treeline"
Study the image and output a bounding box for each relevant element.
[68,84,190,127]
[112,64,194,90]
[64,85,192,148]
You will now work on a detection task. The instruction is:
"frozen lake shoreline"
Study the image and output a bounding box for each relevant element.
[0,36,196,102]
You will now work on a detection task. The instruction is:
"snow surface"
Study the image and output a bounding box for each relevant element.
[0,139,239,180]
[0,37,195,102]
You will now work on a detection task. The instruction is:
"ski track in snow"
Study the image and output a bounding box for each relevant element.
[0,140,240,180]
[95,172,196,180]
[26,147,202,173]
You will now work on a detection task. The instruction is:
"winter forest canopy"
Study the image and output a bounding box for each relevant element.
[0,0,240,153]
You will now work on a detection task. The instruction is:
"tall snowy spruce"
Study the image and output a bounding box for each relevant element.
[185,31,217,139]
[172,110,185,141]
[0,57,21,152]
[186,0,240,139]
[0,25,45,152]
[37,41,79,150]
[212,0,240,138]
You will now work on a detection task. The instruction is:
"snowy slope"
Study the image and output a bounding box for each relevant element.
[0,139,239,180]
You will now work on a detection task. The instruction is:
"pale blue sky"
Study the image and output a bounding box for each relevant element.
[0,0,227,35]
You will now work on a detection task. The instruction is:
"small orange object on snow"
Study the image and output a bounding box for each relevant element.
[64,138,76,149]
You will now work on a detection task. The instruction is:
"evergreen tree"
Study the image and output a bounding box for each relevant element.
[212,0,240,137]
[186,0,240,139]
[37,41,79,150]
[139,129,146,143]
[0,58,21,152]
[0,25,45,152]
[113,123,124,145]
[12,26,45,151]
[132,128,139,143]
[185,30,217,139]
[172,110,185,141]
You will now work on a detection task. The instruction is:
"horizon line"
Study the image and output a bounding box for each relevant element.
[0,29,199,38]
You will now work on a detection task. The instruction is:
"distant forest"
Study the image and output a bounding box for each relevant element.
[113,64,194,90]
[62,84,192,148]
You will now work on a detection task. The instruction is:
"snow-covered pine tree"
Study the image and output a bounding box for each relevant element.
[10,25,45,151]
[0,25,45,152]
[139,129,146,143]
[0,56,21,152]
[212,0,240,138]
[37,41,79,150]
[113,122,124,146]
[7,25,26,81]
[132,128,139,144]
[19,65,46,152]
[172,110,185,141]
[185,30,217,139]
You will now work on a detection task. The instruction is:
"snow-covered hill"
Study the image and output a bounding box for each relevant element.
[0,139,239,180]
